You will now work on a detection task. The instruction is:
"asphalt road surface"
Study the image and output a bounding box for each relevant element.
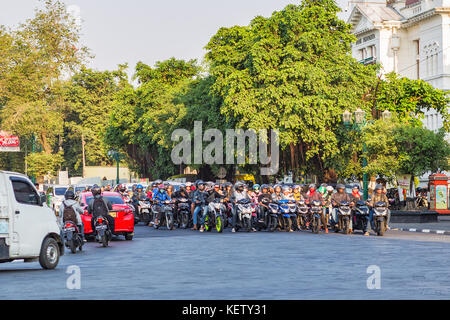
[1,225,449,299]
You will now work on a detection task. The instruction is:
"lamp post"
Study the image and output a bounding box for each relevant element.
[342,108,391,200]
[107,150,121,186]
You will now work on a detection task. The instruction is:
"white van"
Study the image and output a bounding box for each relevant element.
[0,171,64,269]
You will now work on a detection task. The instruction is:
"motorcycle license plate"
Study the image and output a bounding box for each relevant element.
[65,227,75,231]
[96,225,107,230]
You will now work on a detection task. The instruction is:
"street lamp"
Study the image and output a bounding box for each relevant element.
[342,108,369,200]
[107,150,121,186]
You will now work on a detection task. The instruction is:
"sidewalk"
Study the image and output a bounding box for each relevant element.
[390,216,450,235]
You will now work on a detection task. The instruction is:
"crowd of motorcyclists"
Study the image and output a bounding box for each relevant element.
[105,180,391,236]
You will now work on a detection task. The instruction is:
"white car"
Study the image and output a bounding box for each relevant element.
[0,171,64,269]
[47,185,70,214]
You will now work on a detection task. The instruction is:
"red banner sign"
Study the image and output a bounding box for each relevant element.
[0,135,20,151]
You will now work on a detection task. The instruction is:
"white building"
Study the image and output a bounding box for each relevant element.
[348,0,450,133]
[348,0,450,187]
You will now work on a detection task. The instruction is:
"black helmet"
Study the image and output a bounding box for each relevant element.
[91,184,101,196]
[64,190,75,200]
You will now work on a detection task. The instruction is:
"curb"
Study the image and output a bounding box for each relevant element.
[391,227,450,236]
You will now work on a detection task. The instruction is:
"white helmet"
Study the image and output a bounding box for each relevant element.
[326,186,334,192]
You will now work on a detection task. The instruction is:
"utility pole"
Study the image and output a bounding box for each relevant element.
[81,133,86,178]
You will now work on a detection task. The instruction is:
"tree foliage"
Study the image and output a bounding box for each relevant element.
[205,0,378,178]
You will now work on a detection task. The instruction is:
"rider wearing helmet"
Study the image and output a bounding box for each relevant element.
[272,184,283,201]
[282,186,295,200]
[132,184,147,209]
[152,183,172,227]
[306,184,328,233]
[330,183,353,233]
[257,184,272,223]
[87,184,114,234]
[192,180,209,231]
[231,181,251,232]
[59,190,86,241]
[292,185,304,201]
[368,184,390,232]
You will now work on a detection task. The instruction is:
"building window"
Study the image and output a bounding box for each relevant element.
[413,40,420,79]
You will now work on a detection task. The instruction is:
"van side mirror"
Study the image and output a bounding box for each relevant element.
[40,194,47,206]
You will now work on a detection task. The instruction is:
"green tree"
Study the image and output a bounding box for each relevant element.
[205,0,378,179]
[62,65,129,176]
[375,72,450,130]
[25,151,64,178]
[0,0,90,177]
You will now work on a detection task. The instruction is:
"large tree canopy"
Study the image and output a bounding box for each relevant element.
[205,0,378,178]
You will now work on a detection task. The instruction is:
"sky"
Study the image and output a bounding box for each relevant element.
[0,0,351,77]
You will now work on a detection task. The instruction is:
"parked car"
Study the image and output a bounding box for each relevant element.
[0,171,63,269]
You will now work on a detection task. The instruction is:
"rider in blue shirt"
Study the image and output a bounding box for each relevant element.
[152,184,171,226]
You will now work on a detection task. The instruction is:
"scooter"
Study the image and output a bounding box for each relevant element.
[373,201,388,236]
[337,201,352,234]
[63,220,83,253]
[277,200,293,232]
[235,198,253,232]
[204,198,226,233]
[176,197,191,229]
[309,200,323,234]
[153,200,175,230]
[138,199,152,225]
[353,200,370,234]
[297,199,309,230]
[93,215,112,247]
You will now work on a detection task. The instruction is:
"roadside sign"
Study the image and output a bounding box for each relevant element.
[0,134,20,152]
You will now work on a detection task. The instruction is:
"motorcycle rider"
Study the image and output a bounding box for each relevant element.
[271,184,283,201]
[293,185,304,201]
[59,190,86,242]
[87,184,114,234]
[231,181,251,233]
[152,183,172,227]
[192,181,209,231]
[257,184,272,223]
[323,186,334,226]
[330,184,352,233]
[306,184,328,233]
[368,184,390,231]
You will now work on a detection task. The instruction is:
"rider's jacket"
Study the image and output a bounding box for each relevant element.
[232,190,250,203]
[193,189,209,206]
[207,190,224,203]
[293,192,304,201]
[59,199,84,227]
[306,191,323,203]
[282,193,295,200]
[368,193,389,207]
[152,190,171,204]
[87,195,113,218]
[258,193,271,205]
[271,192,283,201]
[330,192,351,206]
[174,190,190,200]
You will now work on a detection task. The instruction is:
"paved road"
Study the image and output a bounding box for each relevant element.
[1,226,450,300]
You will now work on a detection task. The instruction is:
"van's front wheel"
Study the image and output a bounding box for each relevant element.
[39,237,60,269]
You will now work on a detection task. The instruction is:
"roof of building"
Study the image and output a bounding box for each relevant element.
[348,4,404,32]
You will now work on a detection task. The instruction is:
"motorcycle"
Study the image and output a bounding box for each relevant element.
[63,220,83,253]
[277,200,294,232]
[93,215,112,247]
[235,198,253,232]
[353,200,370,234]
[138,199,152,225]
[204,198,226,233]
[153,200,175,230]
[297,199,310,230]
[176,197,191,229]
[373,201,388,236]
[265,200,280,232]
[309,200,323,234]
[337,201,352,234]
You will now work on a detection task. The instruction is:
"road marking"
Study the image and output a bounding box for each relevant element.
[409,228,416,232]
[436,230,445,234]
[422,229,430,233]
